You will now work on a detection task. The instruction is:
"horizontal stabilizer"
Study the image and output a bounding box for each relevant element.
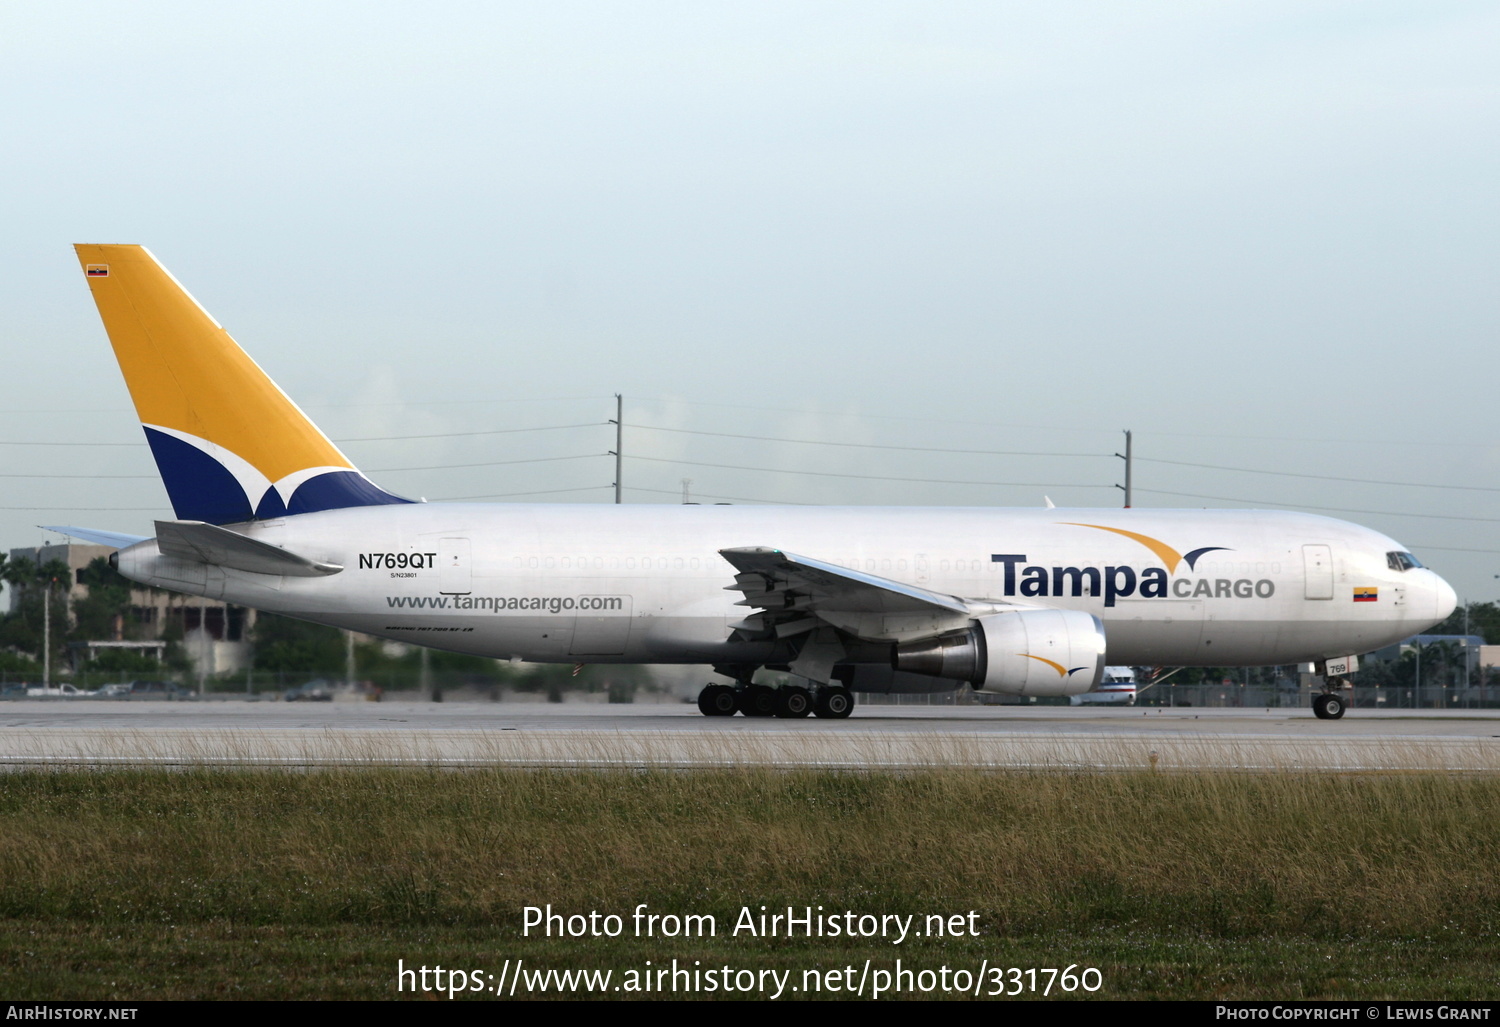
[41,526,150,549]
[154,520,343,577]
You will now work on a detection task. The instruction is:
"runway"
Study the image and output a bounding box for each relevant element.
[3,699,1499,771]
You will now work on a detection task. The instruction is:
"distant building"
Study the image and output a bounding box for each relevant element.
[1366,633,1486,663]
[7,542,255,674]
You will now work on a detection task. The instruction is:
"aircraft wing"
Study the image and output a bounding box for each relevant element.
[719,546,980,646]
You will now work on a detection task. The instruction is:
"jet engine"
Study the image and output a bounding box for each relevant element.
[892,609,1107,697]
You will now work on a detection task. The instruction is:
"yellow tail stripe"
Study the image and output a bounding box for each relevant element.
[74,244,351,484]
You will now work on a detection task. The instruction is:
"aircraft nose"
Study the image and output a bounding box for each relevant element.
[1431,571,1457,625]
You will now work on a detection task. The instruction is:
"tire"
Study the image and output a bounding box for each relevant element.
[739,684,778,717]
[1313,693,1334,720]
[814,686,854,719]
[697,684,738,717]
[775,685,813,719]
[1322,693,1346,719]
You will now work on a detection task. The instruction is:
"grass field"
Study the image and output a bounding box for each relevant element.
[1,768,1497,1000]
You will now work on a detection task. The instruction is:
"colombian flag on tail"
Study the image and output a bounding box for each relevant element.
[74,244,411,525]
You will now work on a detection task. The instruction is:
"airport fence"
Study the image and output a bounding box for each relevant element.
[0,666,654,702]
[6,670,1499,709]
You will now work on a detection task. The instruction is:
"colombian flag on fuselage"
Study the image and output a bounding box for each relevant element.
[75,244,412,525]
[1353,587,1378,602]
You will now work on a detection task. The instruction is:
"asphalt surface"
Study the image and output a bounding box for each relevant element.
[3,699,1498,771]
[4,698,1500,733]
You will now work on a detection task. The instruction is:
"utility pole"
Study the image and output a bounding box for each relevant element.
[1414,640,1422,709]
[41,574,50,689]
[1115,430,1133,509]
[1464,601,1471,706]
[197,596,208,696]
[345,629,356,688]
[610,393,623,504]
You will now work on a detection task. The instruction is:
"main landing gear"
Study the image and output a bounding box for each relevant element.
[696,682,853,719]
[1313,677,1349,720]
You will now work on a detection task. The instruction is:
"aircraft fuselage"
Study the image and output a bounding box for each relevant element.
[115,503,1454,670]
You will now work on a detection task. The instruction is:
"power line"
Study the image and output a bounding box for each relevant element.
[0,506,166,512]
[0,473,154,479]
[627,453,1114,489]
[336,422,604,443]
[628,396,1498,450]
[4,395,611,414]
[430,485,612,501]
[1137,456,1500,494]
[369,454,603,473]
[629,396,1120,438]
[1136,488,1500,524]
[628,423,1101,458]
[0,421,604,449]
[0,440,139,448]
[623,486,810,506]
[308,395,609,410]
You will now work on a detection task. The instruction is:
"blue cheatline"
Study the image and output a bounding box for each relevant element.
[143,426,412,525]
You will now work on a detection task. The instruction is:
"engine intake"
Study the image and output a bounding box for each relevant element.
[892,609,1106,697]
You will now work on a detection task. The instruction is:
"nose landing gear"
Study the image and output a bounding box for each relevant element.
[1313,681,1348,720]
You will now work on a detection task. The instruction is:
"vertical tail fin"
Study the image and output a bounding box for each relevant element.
[75,244,411,524]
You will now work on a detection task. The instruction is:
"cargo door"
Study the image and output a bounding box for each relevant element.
[439,538,471,594]
[1303,544,1334,600]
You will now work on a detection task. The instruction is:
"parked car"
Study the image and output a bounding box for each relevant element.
[95,683,133,697]
[1,683,32,698]
[283,679,335,702]
[127,680,185,699]
[25,684,94,697]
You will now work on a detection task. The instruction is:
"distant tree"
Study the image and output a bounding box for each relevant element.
[252,612,345,673]
[1422,640,1464,689]
[70,556,135,642]
[1428,601,1500,644]
[0,556,72,666]
[0,650,41,675]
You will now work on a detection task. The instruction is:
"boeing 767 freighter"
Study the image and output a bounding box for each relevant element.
[53,245,1456,720]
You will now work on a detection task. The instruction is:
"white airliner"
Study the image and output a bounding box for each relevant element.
[1070,667,1138,706]
[54,245,1456,721]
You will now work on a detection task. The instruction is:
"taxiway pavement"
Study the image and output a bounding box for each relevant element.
[2,700,1498,771]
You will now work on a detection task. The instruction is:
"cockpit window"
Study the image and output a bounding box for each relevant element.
[1387,551,1422,572]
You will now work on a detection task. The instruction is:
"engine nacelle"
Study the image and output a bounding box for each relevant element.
[892,609,1107,697]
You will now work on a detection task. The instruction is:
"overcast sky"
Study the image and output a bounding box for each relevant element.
[3,1,1498,601]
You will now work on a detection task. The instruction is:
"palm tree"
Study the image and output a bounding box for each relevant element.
[1,556,73,682]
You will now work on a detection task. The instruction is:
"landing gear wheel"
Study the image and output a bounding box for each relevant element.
[775,685,813,719]
[697,684,738,717]
[739,684,778,717]
[1312,693,1346,720]
[814,686,854,719]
